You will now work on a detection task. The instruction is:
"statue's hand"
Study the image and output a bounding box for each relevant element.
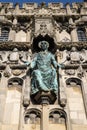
[60,63,65,68]
[58,63,65,68]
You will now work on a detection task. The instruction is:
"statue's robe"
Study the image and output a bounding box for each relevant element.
[30,51,58,95]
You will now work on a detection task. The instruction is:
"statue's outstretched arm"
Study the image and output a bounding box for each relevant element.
[51,54,64,69]
[57,63,62,68]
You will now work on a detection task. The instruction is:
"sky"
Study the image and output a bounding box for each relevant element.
[0,0,84,5]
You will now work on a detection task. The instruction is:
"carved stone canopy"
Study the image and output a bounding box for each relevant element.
[49,109,66,124]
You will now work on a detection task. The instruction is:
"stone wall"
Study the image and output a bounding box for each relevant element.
[0,2,87,130]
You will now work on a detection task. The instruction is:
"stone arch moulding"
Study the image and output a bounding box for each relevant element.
[66,77,87,118]
[24,108,41,124]
[66,77,81,86]
[49,108,67,130]
[8,77,23,91]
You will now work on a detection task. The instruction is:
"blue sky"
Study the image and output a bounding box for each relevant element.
[0,0,83,5]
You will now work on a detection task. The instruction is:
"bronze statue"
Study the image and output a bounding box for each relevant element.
[26,41,62,95]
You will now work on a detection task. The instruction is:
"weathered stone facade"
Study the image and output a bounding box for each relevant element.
[0,2,87,130]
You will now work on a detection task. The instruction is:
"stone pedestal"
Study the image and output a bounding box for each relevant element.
[41,104,49,130]
[31,91,57,104]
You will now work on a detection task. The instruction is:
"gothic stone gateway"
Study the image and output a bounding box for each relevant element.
[0,2,87,130]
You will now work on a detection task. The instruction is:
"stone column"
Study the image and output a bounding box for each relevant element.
[56,50,67,107]
[65,107,72,130]
[23,50,32,107]
[41,104,49,130]
[71,27,78,42]
[23,75,31,107]
[18,87,24,130]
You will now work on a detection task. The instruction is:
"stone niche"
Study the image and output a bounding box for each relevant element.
[24,108,41,130]
[49,109,66,130]
[66,77,87,124]
[24,108,41,124]
[2,77,23,124]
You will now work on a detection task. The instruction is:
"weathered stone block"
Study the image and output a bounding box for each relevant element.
[72,124,87,130]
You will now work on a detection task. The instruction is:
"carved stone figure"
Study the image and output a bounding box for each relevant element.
[26,41,61,95]
[67,47,83,64]
[35,22,51,37]
[8,48,19,63]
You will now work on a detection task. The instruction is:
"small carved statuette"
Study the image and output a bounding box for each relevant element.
[8,48,20,63]
[67,47,83,64]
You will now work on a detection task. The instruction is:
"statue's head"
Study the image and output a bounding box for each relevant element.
[38,41,49,50]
